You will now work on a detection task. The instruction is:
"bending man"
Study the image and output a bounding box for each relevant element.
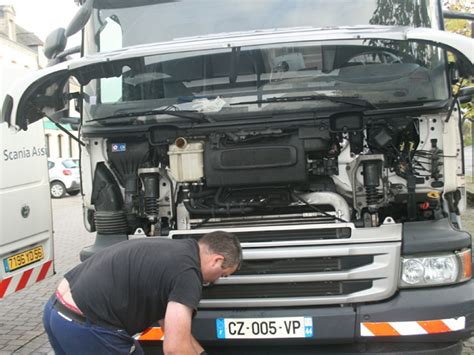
[43,231,242,354]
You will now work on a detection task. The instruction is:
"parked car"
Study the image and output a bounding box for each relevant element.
[47,158,81,198]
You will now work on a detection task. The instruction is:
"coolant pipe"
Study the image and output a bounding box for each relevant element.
[297,192,351,221]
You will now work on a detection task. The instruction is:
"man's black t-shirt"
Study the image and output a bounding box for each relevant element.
[64,238,202,335]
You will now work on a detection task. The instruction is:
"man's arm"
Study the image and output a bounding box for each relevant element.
[163,301,198,355]
[159,318,204,354]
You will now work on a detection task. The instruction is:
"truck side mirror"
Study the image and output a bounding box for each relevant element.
[44,28,67,60]
[66,0,94,37]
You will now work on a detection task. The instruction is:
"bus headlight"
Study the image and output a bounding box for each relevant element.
[400,249,472,288]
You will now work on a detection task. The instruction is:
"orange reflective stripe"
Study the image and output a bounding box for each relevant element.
[362,322,400,336]
[361,317,466,337]
[138,327,164,341]
[462,250,472,279]
[417,320,451,334]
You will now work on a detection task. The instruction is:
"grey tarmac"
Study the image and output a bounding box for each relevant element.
[0,196,473,354]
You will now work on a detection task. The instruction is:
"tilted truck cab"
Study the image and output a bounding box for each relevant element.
[2,0,473,353]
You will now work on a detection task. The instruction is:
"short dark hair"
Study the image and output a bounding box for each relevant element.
[199,231,242,269]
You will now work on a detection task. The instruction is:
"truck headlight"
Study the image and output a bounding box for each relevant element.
[400,249,472,288]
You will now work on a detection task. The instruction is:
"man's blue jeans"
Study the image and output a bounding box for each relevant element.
[43,297,144,354]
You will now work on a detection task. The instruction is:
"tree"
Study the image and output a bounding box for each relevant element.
[369,0,433,64]
[444,0,473,147]
[370,0,431,27]
[444,0,472,37]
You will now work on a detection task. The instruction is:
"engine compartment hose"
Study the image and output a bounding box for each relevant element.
[183,200,254,216]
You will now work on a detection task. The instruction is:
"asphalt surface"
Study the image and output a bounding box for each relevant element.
[0,196,94,354]
[0,195,473,354]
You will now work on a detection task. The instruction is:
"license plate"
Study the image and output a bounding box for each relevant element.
[3,246,44,272]
[216,317,313,339]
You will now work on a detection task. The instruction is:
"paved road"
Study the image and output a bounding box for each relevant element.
[0,196,94,354]
[0,196,473,354]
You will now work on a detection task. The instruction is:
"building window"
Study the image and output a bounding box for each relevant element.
[58,135,63,158]
[69,136,73,158]
[8,19,14,40]
[45,134,51,157]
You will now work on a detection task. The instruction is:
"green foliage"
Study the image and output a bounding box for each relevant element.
[369,0,433,62]
[370,0,431,26]
[463,118,472,146]
[444,1,472,37]
[444,0,473,147]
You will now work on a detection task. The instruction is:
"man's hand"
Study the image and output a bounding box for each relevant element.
[190,335,205,354]
[163,301,198,355]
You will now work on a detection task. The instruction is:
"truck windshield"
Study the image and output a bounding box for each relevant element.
[86,0,440,53]
[82,38,449,122]
[81,0,448,123]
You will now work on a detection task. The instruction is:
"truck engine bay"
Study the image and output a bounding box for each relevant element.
[85,110,462,237]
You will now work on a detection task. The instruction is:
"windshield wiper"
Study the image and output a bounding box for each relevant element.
[90,109,208,123]
[231,94,376,109]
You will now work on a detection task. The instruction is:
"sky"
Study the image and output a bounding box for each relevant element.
[0,0,79,42]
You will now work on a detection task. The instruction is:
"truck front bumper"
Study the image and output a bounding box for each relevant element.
[189,280,474,354]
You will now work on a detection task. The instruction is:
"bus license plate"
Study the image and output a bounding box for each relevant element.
[216,317,313,339]
[3,246,44,272]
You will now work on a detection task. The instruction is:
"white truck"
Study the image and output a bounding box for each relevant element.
[0,64,54,299]
[2,0,473,354]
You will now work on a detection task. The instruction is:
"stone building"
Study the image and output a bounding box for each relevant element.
[0,5,79,160]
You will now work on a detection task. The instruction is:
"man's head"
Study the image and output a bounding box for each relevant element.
[198,231,242,284]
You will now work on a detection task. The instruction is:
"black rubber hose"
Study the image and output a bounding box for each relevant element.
[213,187,264,208]
[189,189,218,198]
[91,162,124,212]
[183,200,254,216]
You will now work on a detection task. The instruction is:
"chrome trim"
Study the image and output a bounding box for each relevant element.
[170,221,402,248]
[199,242,400,308]
[220,250,391,284]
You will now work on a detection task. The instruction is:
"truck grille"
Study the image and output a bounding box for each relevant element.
[173,227,351,243]
[170,222,401,308]
[203,280,372,299]
[238,255,373,275]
